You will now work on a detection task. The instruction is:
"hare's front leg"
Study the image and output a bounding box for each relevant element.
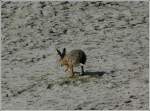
[65,65,69,72]
[69,65,74,77]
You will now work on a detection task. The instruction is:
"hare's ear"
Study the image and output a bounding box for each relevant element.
[62,48,66,57]
[56,49,61,56]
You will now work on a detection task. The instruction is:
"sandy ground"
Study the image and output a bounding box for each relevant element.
[1,1,149,110]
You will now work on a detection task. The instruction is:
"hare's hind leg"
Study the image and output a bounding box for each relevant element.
[80,64,85,75]
[81,66,84,75]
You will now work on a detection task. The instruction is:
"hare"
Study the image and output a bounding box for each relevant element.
[56,48,87,77]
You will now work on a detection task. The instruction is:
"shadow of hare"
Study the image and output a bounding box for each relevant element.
[47,70,115,89]
[82,71,107,77]
[57,70,114,86]
[77,70,115,77]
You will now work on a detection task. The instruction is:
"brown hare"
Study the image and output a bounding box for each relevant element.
[56,48,87,77]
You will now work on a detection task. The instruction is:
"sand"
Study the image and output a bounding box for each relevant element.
[1,1,149,110]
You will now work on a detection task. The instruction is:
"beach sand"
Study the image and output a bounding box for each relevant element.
[1,1,149,110]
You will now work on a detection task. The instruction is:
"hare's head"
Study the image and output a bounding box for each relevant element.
[56,48,66,66]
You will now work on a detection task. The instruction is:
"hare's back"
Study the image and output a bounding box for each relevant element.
[68,49,86,64]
